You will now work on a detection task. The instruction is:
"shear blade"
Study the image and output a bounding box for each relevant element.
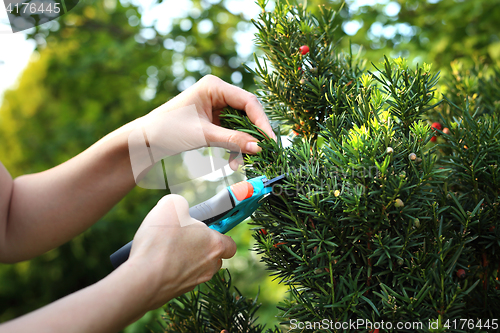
[263,174,287,187]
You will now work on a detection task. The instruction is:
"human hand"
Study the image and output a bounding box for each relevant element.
[128,75,276,181]
[121,194,237,310]
[158,74,276,149]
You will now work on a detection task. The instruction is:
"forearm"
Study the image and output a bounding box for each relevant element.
[0,123,138,263]
[0,264,153,333]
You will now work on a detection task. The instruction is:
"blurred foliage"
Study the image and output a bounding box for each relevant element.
[341,0,500,68]
[0,0,283,331]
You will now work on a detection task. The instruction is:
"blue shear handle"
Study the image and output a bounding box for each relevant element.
[208,176,272,234]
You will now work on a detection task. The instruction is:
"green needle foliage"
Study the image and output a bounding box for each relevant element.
[160,270,280,333]
[220,0,499,331]
[431,62,500,319]
[160,1,500,331]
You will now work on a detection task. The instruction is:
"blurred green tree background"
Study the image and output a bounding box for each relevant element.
[341,0,500,68]
[0,0,498,331]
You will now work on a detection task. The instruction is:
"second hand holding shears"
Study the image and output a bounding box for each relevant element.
[110,174,286,268]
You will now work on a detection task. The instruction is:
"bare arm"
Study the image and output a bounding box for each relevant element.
[0,75,273,263]
[0,127,137,263]
[0,263,149,333]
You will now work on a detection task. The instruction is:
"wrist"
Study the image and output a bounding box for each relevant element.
[102,259,156,316]
[89,124,137,190]
[111,256,172,312]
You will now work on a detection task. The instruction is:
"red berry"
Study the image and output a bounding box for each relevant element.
[431,122,442,131]
[260,228,267,235]
[457,268,466,279]
[430,136,437,142]
[443,127,450,135]
[369,329,379,333]
[299,45,309,55]
[489,226,495,232]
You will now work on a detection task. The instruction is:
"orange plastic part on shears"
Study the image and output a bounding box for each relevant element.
[230,181,254,201]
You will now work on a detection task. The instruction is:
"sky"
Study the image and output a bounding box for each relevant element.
[0,25,36,104]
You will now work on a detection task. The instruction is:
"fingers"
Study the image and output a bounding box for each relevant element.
[204,123,262,154]
[202,75,276,141]
[228,151,243,171]
[217,234,237,259]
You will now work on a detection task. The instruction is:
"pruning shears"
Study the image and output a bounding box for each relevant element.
[110,174,287,268]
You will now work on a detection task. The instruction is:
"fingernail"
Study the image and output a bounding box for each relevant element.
[272,132,278,141]
[245,141,261,154]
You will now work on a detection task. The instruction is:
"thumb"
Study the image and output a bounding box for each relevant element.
[204,123,262,155]
[147,194,200,228]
